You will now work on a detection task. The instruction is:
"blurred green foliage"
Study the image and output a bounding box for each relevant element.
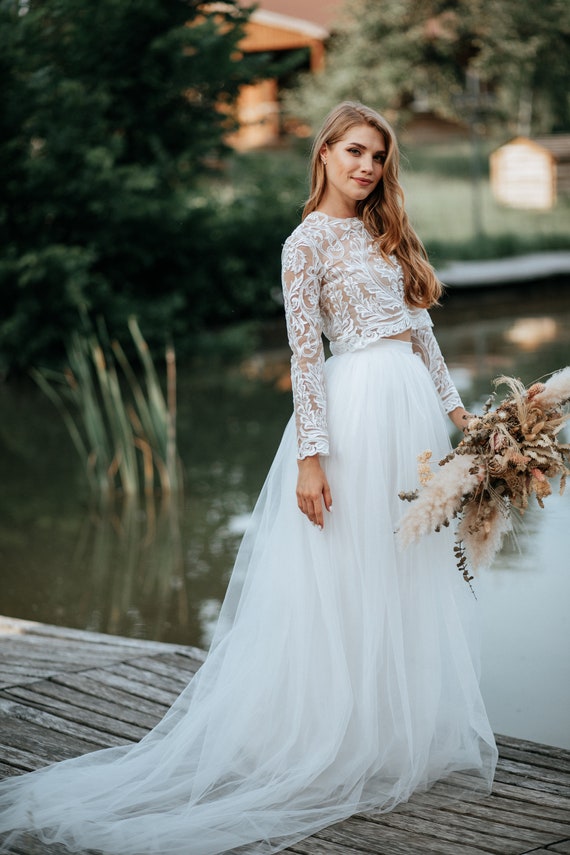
[0,0,293,374]
[287,0,570,135]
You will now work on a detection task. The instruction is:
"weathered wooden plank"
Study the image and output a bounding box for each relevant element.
[494,766,570,796]
[0,615,191,654]
[0,762,26,778]
[525,851,561,855]
[496,757,570,788]
[0,699,127,750]
[0,716,103,764]
[369,809,534,855]
[288,837,368,855]
[133,649,205,668]
[384,790,570,841]
[498,744,570,776]
[434,795,570,836]
[130,649,203,668]
[389,784,568,826]
[77,667,178,706]
[2,681,158,733]
[51,672,168,720]
[548,842,570,854]
[0,640,144,661]
[103,660,191,694]
[173,647,206,664]
[0,639,169,667]
[490,779,570,813]
[0,650,161,689]
[0,744,48,774]
[124,654,199,683]
[90,661,186,696]
[372,801,564,850]
[0,663,57,679]
[317,815,497,855]
[1,685,147,742]
[42,675,164,728]
[496,733,570,762]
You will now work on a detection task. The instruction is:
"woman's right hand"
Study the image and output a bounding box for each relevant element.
[296,455,333,529]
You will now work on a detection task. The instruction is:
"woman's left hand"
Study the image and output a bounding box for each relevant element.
[449,406,474,434]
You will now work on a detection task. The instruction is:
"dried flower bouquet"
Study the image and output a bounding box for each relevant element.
[398,367,570,584]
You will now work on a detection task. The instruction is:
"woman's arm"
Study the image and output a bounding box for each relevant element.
[410,324,464,416]
[281,236,329,458]
[282,236,332,527]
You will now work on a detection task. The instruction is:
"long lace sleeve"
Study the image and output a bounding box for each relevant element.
[411,322,463,414]
[281,236,329,459]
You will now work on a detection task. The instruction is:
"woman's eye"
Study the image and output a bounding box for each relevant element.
[348,148,361,155]
[374,154,386,164]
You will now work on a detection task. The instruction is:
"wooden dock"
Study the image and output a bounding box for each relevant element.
[1,615,569,855]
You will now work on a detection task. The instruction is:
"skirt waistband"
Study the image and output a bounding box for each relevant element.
[334,337,413,357]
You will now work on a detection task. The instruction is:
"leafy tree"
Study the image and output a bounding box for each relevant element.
[0,0,270,373]
[288,0,570,134]
[474,0,570,134]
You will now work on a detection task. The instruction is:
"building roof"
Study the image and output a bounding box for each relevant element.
[249,8,329,40]
[495,135,570,163]
[531,135,570,161]
[242,0,343,29]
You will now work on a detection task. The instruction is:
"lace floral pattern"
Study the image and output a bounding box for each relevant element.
[411,326,463,414]
[282,212,463,458]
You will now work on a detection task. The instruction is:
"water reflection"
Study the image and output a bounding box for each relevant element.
[478,487,570,750]
[71,495,187,641]
[0,284,569,745]
[504,317,559,350]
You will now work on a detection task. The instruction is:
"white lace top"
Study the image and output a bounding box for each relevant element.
[282,212,463,459]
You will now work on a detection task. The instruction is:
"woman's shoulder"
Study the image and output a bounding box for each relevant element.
[283,211,361,258]
[283,213,326,250]
[281,216,326,272]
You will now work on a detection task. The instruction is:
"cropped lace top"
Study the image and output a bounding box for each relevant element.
[281,212,463,459]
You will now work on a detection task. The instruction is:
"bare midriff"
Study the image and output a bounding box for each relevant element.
[385,329,412,342]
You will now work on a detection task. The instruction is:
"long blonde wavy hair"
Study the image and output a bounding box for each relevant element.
[303,102,442,308]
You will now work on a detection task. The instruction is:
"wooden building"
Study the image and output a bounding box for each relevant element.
[490,135,570,210]
[227,0,345,149]
[230,8,329,149]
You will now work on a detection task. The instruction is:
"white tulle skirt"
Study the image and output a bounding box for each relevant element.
[0,339,497,854]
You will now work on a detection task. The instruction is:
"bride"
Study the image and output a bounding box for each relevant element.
[0,101,497,854]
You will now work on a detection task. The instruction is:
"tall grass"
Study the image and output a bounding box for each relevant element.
[31,318,182,497]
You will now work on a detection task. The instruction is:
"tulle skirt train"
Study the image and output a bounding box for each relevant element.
[0,339,497,854]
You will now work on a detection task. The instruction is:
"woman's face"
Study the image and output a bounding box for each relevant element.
[319,123,386,217]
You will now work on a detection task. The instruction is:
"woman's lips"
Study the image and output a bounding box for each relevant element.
[352,177,373,187]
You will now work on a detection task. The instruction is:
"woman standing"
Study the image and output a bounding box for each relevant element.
[0,102,497,855]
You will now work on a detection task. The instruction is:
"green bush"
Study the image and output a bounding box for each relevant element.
[0,0,271,375]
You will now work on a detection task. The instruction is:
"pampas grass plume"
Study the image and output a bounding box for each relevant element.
[398,454,480,547]
[533,366,570,409]
[458,501,513,570]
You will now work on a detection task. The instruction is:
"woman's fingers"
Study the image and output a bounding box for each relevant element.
[323,480,333,512]
[298,489,332,529]
[312,497,324,529]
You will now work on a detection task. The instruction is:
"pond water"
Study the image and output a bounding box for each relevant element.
[1,281,569,750]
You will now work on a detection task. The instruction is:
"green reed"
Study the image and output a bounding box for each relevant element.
[31,319,182,497]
